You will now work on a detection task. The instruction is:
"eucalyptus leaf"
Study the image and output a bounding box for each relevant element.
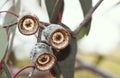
[79,0,92,17]
[51,24,77,78]
[57,36,77,78]
[3,0,21,62]
[77,0,92,39]
[4,0,21,25]
[38,0,41,6]
[0,27,8,61]
[0,62,12,78]
[45,0,64,23]
[77,26,87,40]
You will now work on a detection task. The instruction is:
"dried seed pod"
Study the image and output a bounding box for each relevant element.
[18,15,39,35]
[30,42,56,71]
[42,24,71,50]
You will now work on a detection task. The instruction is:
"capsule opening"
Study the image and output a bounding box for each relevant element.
[49,29,70,50]
[18,15,39,35]
[35,52,56,71]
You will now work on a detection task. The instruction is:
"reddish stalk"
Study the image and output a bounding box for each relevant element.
[73,0,103,36]
[8,61,14,77]
[0,10,19,17]
[13,65,34,78]
[3,22,18,28]
[49,71,52,78]
[58,12,62,24]
[0,61,2,70]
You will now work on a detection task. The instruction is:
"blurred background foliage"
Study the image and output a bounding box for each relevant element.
[0,0,120,78]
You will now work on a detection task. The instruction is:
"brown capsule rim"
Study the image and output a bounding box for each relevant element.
[49,28,71,50]
[35,52,57,71]
[18,15,39,35]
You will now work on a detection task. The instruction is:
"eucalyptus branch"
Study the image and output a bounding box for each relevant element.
[76,58,117,78]
[0,61,2,70]
[37,21,50,42]
[0,11,19,17]
[49,71,53,78]
[13,65,34,78]
[28,66,35,78]
[3,22,18,28]
[13,69,50,77]
[14,58,117,78]
[40,21,50,26]
[73,0,103,36]
[3,21,49,29]
[2,22,18,62]
[37,26,43,42]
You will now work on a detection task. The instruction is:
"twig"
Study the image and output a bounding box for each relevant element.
[2,21,49,28]
[58,11,62,24]
[0,10,19,17]
[28,66,35,78]
[37,25,43,42]
[0,61,2,70]
[3,21,49,29]
[40,21,50,26]
[50,0,59,21]
[49,71,53,78]
[16,70,49,78]
[73,0,103,36]
[14,58,117,78]
[3,22,17,62]
[76,58,118,78]
[37,22,49,42]
[37,21,50,42]
[3,22,18,28]
[13,65,34,78]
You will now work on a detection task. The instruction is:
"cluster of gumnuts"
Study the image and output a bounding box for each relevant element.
[18,14,71,71]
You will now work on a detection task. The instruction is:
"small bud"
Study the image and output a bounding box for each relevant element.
[42,24,71,50]
[18,15,39,35]
[30,43,56,71]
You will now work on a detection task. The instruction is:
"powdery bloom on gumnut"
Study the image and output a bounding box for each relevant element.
[42,24,71,50]
[30,42,56,71]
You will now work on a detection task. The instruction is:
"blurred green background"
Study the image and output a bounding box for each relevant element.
[13,47,120,78]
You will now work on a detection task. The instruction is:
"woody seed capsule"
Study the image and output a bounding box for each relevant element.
[42,24,71,50]
[30,42,56,71]
[18,15,39,35]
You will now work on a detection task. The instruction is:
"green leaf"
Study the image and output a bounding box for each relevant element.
[38,0,41,6]
[3,0,21,62]
[58,37,77,78]
[79,0,92,17]
[51,24,77,78]
[77,26,87,40]
[0,27,8,61]
[77,0,92,40]
[0,62,12,78]
[45,0,64,23]
[4,0,21,25]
